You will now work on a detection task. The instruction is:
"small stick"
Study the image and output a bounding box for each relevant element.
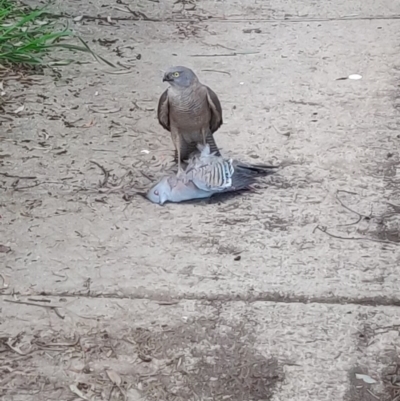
[201,69,231,76]
[4,299,64,308]
[191,51,259,57]
[0,173,37,179]
[27,298,51,303]
[35,334,80,347]
[157,301,180,305]
[313,225,397,245]
[336,190,371,218]
[0,273,8,288]
[366,389,380,400]
[90,160,110,187]
[6,341,32,355]
[336,190,373,227]
[4,299,65,319]
[13,182,42,191]
[53,308,65,319]
[138,170,153,182]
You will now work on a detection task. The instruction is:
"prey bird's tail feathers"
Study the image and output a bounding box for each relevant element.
[205,131,221,156]
[229,162,279,192]
[185,149,234,192]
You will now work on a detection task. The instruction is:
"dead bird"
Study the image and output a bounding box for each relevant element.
[145,144,279,205]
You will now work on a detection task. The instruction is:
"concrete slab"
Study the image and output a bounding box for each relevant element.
[2,2,400,303]
[2,297,400,400]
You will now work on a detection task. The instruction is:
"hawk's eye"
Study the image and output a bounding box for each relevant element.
[173,72,180,78]
[154,190,159,196]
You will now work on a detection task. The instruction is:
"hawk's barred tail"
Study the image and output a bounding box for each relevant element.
[205,132,221,156]
[175,141,198,162]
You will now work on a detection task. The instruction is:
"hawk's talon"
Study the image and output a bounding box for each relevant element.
[176,166,185,178]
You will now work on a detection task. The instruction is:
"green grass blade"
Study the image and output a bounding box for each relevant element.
[0,2,115,68]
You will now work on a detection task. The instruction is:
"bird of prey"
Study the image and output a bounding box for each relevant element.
[145,144,279,205]
[157,66,223,175]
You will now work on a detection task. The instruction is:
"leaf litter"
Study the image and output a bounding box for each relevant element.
[0,315,283,401]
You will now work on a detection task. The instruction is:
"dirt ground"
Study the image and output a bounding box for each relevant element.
[2,0,400,400]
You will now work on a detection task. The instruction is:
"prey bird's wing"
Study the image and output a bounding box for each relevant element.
[157,89,170,131]
[185,157,234,192]
[184,145,233,192]
[184,144,279,193]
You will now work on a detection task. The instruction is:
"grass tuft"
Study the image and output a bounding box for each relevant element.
[0,0,114,69]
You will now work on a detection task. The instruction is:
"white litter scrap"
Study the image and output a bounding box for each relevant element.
[348,74,362,80]
[336,74,363,81]
[14,105,24,114]
[355,373,376,384]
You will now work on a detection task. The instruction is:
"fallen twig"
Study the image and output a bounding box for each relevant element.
[387,202,400,213]
[34,334,80,348]
[90,160,110,187]
[5,340,32,355]
[157,301,180,305]
[191,51,259,57]
[0,273,9,289]
[138,170,153,182]
[4,299,65,319]
[27,298,51,302]
[336,190,372,227]
[313,225,398,245]
[0,172,36,179]
[366,389,380,400]
[201,69,231,75]
[13,182,42,191]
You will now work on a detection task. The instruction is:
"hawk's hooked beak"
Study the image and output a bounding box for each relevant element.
[163,73,173,82]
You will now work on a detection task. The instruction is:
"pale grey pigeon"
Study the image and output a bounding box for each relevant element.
[157,66,223,174]
[145,144,279,205]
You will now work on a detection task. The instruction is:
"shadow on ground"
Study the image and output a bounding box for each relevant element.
[0,314,283,401]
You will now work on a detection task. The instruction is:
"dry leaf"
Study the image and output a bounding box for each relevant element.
[69,384,89,400]
[0,273,9,288]
[81,119,96,128]
[103,69,133,75]
[89,106,121,114]
[106,369,122,386]
[14,105,24,114]
[0,244,11,253]
[35,20,49,26]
